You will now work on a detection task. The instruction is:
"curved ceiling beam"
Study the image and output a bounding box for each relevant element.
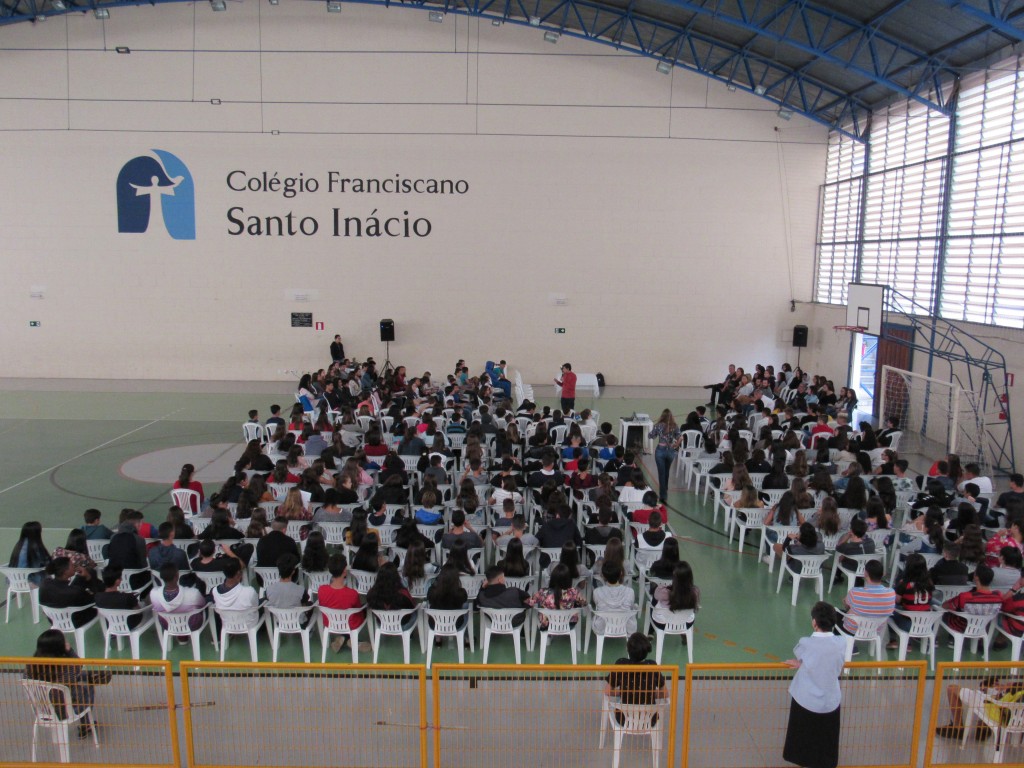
[404,0,873,136]
[649,0,957,114]
[934,0,1024,45]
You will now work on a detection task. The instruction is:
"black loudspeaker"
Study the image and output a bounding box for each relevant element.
[380,319,395,342]
[793,325,809,348]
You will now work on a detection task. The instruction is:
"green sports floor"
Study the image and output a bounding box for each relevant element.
[0,380,1008,671]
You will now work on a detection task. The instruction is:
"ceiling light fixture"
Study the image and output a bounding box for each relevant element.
[754,84,766,95]
[656,61,671,75]
[94,6,109,17]
[543,30,559,43]
[428,10,444,22]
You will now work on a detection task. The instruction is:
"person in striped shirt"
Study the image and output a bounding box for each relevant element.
[841,559,895,634]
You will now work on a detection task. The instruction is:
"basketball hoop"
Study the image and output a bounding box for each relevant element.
[833,325,867,336]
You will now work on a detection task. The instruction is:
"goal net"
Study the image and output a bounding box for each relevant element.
[878,366,988,473]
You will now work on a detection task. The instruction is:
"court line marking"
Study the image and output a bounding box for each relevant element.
[0,407,187,497]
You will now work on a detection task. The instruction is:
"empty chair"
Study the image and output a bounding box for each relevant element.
[267,605,317,663]
[22,679,99,763]
[40,605,99,659]
[97,606,156,660]
[318,606,369,664]
[1,566,44,623]
[481,607,529,663]
[777,555,829,607]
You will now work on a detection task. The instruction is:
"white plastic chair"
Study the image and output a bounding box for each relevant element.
[960,689,1024,763]
[158,607,216,660]
[534,607,583,664]
[995,614,1024,663]
[585,608,637,664]
[318,606,369,663]
[647,606,695,664]
[828,552,882,593]
[267,605,316,663]
[481,607,528,663]
[424,607,472,668]
[1,566,43,623]
[116,568,152,596]
[97,606,156,660]
[836,612,887,662]
[253,566,282,597]
[304,569,331,594]
[242,422,263,443]
[887,609,943,670]
[171,488,201,513]
[599,695,663,768]
[776,554,828,606]
[730,507,769,552]
[194,570,228,592]
[941,607,999,662]
[22,679,98,763]
[216,607,269,662]
[40,605,99,658]
[348,568,378,596]
[370,607,422,663]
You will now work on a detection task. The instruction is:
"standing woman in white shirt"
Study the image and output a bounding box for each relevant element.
[783,601,847,768]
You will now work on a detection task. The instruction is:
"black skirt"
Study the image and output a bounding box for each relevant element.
[783,698,840,768]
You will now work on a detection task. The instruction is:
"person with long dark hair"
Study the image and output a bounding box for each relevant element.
[782,601,846,768]
[9,521,51,585]
[25,628,112,738]
[650,561,699,630]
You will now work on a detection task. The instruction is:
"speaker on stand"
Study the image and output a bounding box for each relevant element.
[793,325,808,368]
[380,319,395,379]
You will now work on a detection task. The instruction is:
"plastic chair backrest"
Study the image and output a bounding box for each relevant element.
[319,606,364,632]
[482,607,526,632]
[790,554,828,576]
[459,573,485,600]
[85,540,109,562]
[22,679,75,725]
[535,607,578,634]
[98,607,148,635]
[371,608,418,633]
[161,608,207,635]
[897,609,943,635]
[195,571,227,591]
[612,702,661,732]
[1,567,42,592]
[171,488,200,512]
[348,569,377,594]
[41,605,91,632]
[267,605,313,631]
[593,609,635,637]
[660,609,695,633]
[425,608,467,634]
[218,607,261,632]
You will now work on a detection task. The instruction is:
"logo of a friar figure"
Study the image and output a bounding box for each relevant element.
[116,150,195,240]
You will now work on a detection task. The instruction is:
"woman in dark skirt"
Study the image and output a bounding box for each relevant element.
[783,601,846,768]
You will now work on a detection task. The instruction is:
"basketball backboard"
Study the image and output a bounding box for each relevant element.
[846,283,886,336]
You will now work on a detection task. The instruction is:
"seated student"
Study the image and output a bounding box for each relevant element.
[630,491,667,526]
[423,454,450,486]
[990,546,1022,592]
[39,557,100,626]
[318,553,369,653]
[649,537,682,580]
[255,517,300,568]
[476,565,530,626]
[495,514,539,548]
[592,561,637,635]
[528,563,586,629]
[636,511,668,551]
[366,562,418,630]
[940,564,1002,635]
[81,509,114,541]
[536,503,582,549]
[441,510,484,551]
[775,522,825,573]
[930,541,970,586]
[650,562,699,629]
[150,564,208,631]
[264,553,311,624]
[211,558,261,614]
[190,539,240,574]
[834,517,876,571]
[93,566,144,629]
[148,522,190,572]
[490,498,518,533]
[585,506,623,546]
[426,564,470,633]
[604,633,668,724]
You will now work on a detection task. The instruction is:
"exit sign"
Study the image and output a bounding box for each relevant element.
[554,328,566,334]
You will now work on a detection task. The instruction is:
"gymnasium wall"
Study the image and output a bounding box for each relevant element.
[0,1,827,386]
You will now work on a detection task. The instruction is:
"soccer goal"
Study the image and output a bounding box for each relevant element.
[877,366,988,472]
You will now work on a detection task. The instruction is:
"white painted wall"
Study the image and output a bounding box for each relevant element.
[0,2,827,385]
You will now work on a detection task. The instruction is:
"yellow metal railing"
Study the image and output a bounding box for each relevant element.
[0,657,178,768]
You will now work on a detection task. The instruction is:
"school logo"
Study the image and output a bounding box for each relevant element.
[116,150,195,240]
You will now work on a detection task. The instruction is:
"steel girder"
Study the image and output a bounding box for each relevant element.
[935,0,1024,45]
